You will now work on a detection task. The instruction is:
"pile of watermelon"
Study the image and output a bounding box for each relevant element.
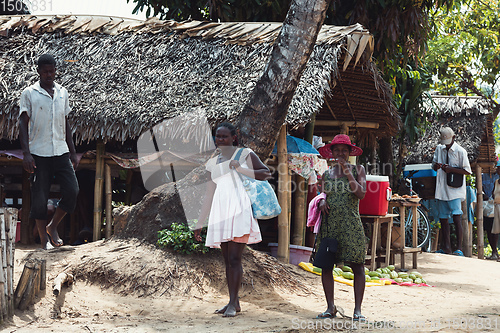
[331,265,427,284]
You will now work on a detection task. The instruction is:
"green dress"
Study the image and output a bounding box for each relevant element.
[316,166,366,265]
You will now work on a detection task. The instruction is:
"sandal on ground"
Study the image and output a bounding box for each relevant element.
[435,249,445,254]
[453,250,464,256]
[315,305,346,319]
[46,232,63,247]
[486,254,499,260]
[352,313,367,321]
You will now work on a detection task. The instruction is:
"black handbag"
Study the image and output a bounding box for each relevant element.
[447,172,464,188]
[313,237,338,270]
[312,204,338,270]
[446,152,464,188]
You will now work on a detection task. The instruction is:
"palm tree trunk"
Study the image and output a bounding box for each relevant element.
[238,0,332,158]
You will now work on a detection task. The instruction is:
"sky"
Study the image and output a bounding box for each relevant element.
[30,0,147,20]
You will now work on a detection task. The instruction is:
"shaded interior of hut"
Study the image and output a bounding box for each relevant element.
[0,137,149,246]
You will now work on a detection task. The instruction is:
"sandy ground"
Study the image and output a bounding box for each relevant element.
[2,239,500,333]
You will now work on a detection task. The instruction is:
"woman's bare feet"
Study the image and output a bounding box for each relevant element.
[222,304,238,317]
[46,224,63,247]
[215,302,241,315]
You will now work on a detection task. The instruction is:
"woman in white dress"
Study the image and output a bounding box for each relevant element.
[194,122,271,317]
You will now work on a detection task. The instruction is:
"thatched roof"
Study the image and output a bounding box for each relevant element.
[404,95,497,173]
[0,15,398,144]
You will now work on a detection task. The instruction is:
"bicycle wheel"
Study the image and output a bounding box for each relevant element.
[391,206,431,249]
[405,207,431,249]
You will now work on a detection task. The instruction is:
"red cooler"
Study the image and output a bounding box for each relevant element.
[359,175,391,215]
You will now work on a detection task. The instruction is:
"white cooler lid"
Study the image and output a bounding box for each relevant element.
[404,163,433,171]
[365,175,389,182]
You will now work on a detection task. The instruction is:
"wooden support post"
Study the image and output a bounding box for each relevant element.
[15,260,36,310]
[277,125,290,263]
[340,123,349,135]
[125,170,133,205]
[40,260,46,291]
[93,141,105,241]
[21,169,31,245]
[105,164,113,239]
[461,200,470,257]
[5,209,15,316]
[412,206,418,269]
[292,175,306,246]
[476,166,484,259]
[303,114,315,144]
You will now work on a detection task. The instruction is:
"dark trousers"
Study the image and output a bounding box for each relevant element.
[30,153,79,220]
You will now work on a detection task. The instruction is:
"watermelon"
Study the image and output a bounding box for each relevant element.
[341,265,353,273]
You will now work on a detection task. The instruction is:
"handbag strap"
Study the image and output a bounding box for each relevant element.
[228,148,248,190]
[233,147,244,162]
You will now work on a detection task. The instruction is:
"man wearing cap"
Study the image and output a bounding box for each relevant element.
[432,127,471,256]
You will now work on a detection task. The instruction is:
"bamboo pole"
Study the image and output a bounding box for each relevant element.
[292,174,306,246]
[105,164,112,239]
[93,141,105,241]
[476,166,484,259]
[315,120,380,129]
[277,125,290,263]
[5,209,15,315]
[0,212,6,312]
[21,169,30,244]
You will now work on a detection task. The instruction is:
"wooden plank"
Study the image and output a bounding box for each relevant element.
[315,120,380,129]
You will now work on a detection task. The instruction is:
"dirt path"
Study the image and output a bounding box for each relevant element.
[3,240,500,332]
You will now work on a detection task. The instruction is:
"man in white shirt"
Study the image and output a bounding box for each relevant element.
[19,54,79,250]
[432,127,471,256]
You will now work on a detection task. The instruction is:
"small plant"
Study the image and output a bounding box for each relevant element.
[157,222,209,254]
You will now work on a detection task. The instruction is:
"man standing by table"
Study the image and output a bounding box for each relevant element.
[19,54,79,250]
[432,127,471,256]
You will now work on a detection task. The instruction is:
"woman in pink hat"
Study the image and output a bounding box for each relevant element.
[316,134,367,320]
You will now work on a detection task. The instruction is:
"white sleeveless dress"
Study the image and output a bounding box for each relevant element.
[204,148,262,248]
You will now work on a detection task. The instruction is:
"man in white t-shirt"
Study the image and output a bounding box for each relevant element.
[432,127,471,256]
[19,54,79,250]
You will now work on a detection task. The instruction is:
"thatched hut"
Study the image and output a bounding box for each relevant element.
[0,15,399,250]
[404,95,496,173]
[0,15,399,145]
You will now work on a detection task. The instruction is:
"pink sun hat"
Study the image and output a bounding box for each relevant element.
[318,134,363,158]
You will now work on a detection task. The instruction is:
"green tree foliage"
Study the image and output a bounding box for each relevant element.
[424,0,500,112]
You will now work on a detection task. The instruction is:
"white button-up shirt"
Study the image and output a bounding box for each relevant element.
[432,142,472,201]
[19,81,71,157]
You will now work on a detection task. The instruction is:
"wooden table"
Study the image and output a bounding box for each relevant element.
[388,201,423,269]
[361,214,398,271]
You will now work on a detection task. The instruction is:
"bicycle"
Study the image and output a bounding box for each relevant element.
[391,170,432,251]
